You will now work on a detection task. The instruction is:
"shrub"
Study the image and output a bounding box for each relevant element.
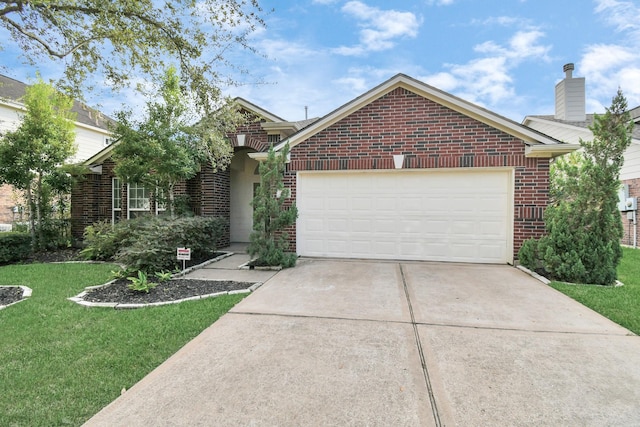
[80,218,140,261]
[518,238,540,271]
[248,143,298,267]
[115,216,226,273]
[0,232,32,264]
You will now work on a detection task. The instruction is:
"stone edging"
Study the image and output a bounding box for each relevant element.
[0,286,33,310]
[68,280,262,309]
[239,259,282,271]
[517,265,624,287]
[67,251,262,309]
[516,265,551,285]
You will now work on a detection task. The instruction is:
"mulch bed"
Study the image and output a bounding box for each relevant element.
[83,277,254,304]
[0,287,24,307]
[1,250,253,307]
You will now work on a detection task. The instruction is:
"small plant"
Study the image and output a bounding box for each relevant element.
[155,271,173,282]
[127,271,157,293]
[110,267,129,280]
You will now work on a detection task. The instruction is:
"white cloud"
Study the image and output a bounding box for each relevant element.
[333,1,421,56]
[594,0,640,40]
[421,29,551,108]
[580,1,640,109]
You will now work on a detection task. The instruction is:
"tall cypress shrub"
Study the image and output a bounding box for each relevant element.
[537,89,633,285]
[248,143,298,267]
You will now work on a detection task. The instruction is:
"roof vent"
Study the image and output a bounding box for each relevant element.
[563,63,574,78]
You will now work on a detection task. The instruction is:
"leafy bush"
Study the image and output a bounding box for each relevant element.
[518,238,540,271]
[113,216,226,273]
[538,202,619,285]
[0,232,32,264]
[80,219,141,261]
[38,219,72,249]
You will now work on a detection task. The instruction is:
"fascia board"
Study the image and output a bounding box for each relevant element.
[525,144,581,158]
[276,74,564,152]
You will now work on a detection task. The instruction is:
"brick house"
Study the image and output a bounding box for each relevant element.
[524,64,640,248]
[72,74,577,264]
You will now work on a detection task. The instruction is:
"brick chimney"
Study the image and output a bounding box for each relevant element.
[555,63,586,122]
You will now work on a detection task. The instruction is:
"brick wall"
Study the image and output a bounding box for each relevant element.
[0,184,18,224]
[233,111,269,151]
[621,177,640,247]
[195,163,231,248]
[284,87,550,259]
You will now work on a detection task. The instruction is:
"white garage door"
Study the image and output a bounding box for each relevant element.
[296,169,513,263]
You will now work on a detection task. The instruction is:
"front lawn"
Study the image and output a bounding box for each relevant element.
[550,247,640,334]
[0,262,245,426]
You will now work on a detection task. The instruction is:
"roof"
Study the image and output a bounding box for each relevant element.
[251,73,577,160]
[0,74,114,131]
[234,97,285,123]
[525,113,640,141]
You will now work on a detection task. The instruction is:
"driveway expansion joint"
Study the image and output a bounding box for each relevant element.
[399,263,442,427]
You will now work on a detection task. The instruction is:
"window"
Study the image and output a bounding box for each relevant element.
[267,134,280,143]
[112,177,122,223]
[128,183,151,218]
[155,188,167,215]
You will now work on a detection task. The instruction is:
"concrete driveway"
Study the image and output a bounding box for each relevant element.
[85,259,640,426]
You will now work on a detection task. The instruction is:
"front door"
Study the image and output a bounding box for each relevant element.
[230,150,260,242]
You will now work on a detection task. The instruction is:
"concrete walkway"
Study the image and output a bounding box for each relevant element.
[85,258,640,426]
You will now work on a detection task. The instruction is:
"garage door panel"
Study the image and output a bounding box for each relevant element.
[297,170,512,263]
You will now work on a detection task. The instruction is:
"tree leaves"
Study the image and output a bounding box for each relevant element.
[539,89,633,285]
[0,0,267,114]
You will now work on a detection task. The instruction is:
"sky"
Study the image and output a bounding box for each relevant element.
[1,0,640,124]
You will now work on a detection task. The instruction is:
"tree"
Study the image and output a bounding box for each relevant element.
[0,78,76,248]
[535,89,634,285]
[112,66,244,217]
[0,0,266,114]
[248,143,298,267]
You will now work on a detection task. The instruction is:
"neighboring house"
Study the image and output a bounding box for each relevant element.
[0,74,113,226]
[523,64,640,247]
[72,74,577,264]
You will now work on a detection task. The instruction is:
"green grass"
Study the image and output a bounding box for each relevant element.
[550,247,640,334]
[0,262,245,426]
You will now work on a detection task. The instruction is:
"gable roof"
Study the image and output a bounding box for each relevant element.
[524,112,640,144]
[234,97,285,123]
[0,74,114,132]
[256,74,577,160]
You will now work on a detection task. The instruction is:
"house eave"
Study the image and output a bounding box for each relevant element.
[83,141,118,166]
[275,74,564,152]
[525,144,580,158]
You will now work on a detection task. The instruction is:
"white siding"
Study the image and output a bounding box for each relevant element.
[0,103,109,163]
[621,144,640,181]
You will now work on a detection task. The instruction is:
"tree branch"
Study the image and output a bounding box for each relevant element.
[0,14,99,58]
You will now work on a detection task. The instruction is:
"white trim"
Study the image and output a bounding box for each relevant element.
[234,97,284,122]
[295,167,514,264]
[393,154,405,169]
[112,177,122,224]
[525,144,581,158]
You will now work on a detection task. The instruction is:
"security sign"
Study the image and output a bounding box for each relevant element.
[177,247,191,261]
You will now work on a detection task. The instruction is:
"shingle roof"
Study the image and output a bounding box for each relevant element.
[528,113,640,140]
[0,74,113,131]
